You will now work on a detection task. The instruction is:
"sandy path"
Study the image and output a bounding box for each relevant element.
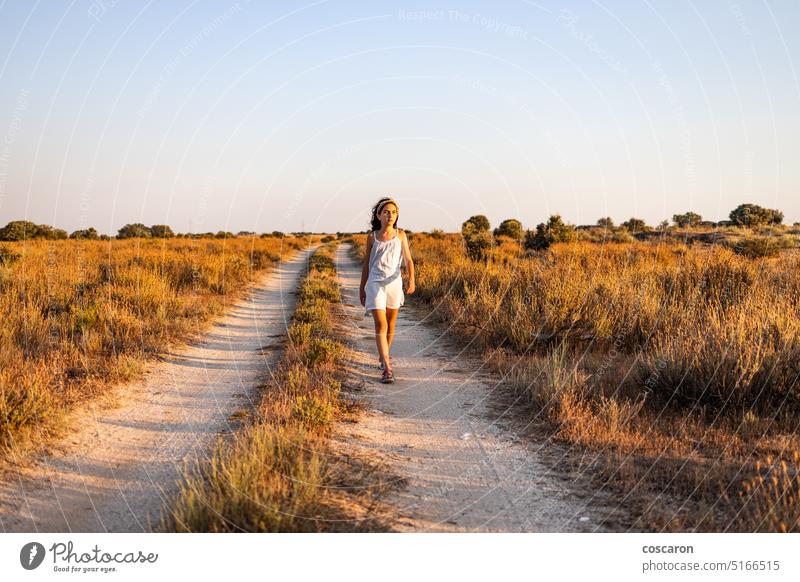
[0,246,316,533]
[333,244,624,532]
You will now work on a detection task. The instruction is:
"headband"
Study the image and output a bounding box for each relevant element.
[378,198,399,213]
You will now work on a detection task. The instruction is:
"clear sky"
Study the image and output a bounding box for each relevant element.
[0,0,798,235]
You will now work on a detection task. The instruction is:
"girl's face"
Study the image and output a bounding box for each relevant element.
[378,203,398,228]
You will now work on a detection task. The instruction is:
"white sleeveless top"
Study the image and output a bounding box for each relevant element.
[367,230,403,284]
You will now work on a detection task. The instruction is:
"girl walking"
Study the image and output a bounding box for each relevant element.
[359,197,415,383]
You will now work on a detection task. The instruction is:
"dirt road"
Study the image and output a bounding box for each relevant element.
[0,246,316,532]
[333,244,624,532]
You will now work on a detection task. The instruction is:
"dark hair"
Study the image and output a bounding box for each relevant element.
[370,197,399,232]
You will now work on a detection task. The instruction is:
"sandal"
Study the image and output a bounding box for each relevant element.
[381,368,395,384]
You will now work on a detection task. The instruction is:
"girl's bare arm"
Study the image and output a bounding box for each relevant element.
[400,230,415,294]
[359,233,373,305]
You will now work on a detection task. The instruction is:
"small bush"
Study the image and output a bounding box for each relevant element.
[70,227,100,240]
[293,303,326,324]
[249,249,279,270]
[461,215,490,233]
[608,231,635,244]
[305,338,342,367]
[524,215,576,250]
[621,217,650,234]
[493,219,523,240]
[117,223,152,239]
[288,322,312,346]
[0,245,21,266]
[298,280,338,303]
[731,237,781,259]
[462,229,493,261]
[166,424,326,532]
[730,451,800,532]
[0,220,67,241]
[673,212,703,227]
[309,253,335,274]
[0,371,54,444]
[150,224,175,238]
[461,216,493,261]
[286,363,310,396]
[292,394,336,429]
[729,203,783,227]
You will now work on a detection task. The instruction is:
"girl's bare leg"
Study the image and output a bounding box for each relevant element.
[386,307,399,350]
[371,309,391,369]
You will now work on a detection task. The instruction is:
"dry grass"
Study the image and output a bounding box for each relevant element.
[727,450,800,532]
[162,243,388,532]
[0,236,305,464]
[349,231,800,531]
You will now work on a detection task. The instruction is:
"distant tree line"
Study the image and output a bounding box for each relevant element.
[0,221,69,241]
[0,220,294,241]
[0,201,789,245]
[456,202,790,257]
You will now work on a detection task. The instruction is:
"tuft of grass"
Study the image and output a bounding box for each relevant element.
[727,450,800,532]
[288,321,312,346]
[0,365,54,443]
[0,244,21,266]
[292,394,336,429]
[168,425,327,532]
[730,236,782,258]
[305,337,342,368]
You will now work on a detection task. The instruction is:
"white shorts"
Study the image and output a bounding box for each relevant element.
[364,276,404,316]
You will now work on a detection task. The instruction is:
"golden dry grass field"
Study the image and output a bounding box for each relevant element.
[0,235,305,465]
[3,226,799,533]
[349,229,800,532]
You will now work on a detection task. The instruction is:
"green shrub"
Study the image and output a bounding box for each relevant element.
[621,217,650,234]
[70,227,99,240]
[288,322,312,346]
[0,245,21,266]
[151,224,175,238]
[461,217,494,261]
[730,203,783,227]
[673,212,702,227]
[463,229,493,261]
[293,302,326,324]
[608,231,635,244]
[298,279,339,304]
[117,223,152,239]
[461,215,490,233]
[292,394,336,429]
[0,221,67,241]
[305,338,342,367]
[309,253,335,274]
[732,237,781,259]
[249,249,279,270]
[493,219,523,240]
[524,215,576,250]
[74,304,100,334]
[0,374,54,444]
[286,364,310,396]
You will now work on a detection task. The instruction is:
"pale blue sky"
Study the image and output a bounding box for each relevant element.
[0,0,798,234]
